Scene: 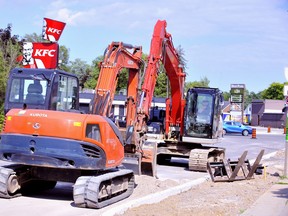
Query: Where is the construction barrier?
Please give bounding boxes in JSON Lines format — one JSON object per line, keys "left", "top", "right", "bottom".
{"left": 251, "top": 128, "right": 257, "bottom": 139}
{"left": 267, "top": 126, "right": 271, "bottom": 133}
{"left": 284, "top": 127, "right": 286, "bottom": 134}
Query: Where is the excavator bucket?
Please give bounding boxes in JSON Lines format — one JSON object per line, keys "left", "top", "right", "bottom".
{"left": 122, "top": 141, "right": 157, "bottom": 177}
{"left": 122, "top": 152, "right": 142, "bottom": 175}
{"left": 140, "top": 141, "right": 157, "bottom": 177}
{"left": 207, "top": 149, "right": 265, "bottom": 182}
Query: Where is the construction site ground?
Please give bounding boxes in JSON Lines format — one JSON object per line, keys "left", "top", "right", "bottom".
{"left": 0, "top": 127, "right": 287, "bottom": 216}
{"left": 118, "top": 149, "right": 287, "bottom": 216}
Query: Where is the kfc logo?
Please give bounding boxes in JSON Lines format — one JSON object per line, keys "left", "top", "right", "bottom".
{"left": 42, "top": 18, "right": 66, "bottom": 42}
{"left": 34, "top": 49, "right": 56, "bottom": 57}
{"left": 47, "top": 28, "right": 62, "bottom": 34}
{"left": 21, "top": 42, "right": 59, "bottom": 69}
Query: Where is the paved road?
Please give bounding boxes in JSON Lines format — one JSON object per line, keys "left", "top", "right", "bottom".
{"left": 0, "top": 129, "right": 285, "bottom": 216}
{"left": 218, "top": 127, "right": 285, "bottom": 160}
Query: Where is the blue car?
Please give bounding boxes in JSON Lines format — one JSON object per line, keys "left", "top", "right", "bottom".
{"left": 223, "top": 121, "right": 252, "bottom": 136}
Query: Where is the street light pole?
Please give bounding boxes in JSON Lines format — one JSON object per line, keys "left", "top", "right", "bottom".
{"left": 285, "top": 118, "right": 288, "bottom": 177}
{"left": 283, "top": 67, "right": 288, "bottom": 177}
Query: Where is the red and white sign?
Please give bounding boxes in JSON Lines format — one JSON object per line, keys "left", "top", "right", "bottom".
{"left": 20, "top": 42, "right": 59, "bottom": 69}
{"left": 42, "top": 18, "right": 66, "bottom": 42}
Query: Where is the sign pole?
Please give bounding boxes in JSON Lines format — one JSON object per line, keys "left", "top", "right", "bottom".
{"left": 285, "top": 136, "right": 288, "bottom": 177}
{"left": 230, "top": 84, "right": 245, "bottom": 122}
{"left": 284, "top": 105, "right": 288, "bottom": 177}
{"left": 283, "top": 72, "right": 288, "bottom": 177}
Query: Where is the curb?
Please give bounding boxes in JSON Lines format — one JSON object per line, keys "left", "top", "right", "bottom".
{"left": 101, "top": 176, "right": 210, "bottom": 216}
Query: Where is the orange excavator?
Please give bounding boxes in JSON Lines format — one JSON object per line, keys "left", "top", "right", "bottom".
{"left": 0, "top": 42, "right": 143, "bottom": 208}
{"left": 123, "top": 20, "right": 225, "bottom": 176}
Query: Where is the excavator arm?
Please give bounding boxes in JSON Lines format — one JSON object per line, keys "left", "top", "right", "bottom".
{"left": 90, "top": 42, "right": 143, "bottom": 126}
{"left": 122, "top": 20, "right": 186, "bottom": 176}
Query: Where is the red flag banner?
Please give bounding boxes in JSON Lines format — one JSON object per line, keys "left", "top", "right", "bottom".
{"left": 42, "top": 17, "right": 66, "bottom": 42}
{"left": 21, "top": 42, "right": 59, "bottom": 69}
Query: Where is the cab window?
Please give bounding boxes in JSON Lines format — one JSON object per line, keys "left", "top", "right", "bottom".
{"left": 51, "top": 75, "right": 78, "bottom": 110}
{"left": 86, "top": 124, "right": 102, "bottom": 142}
{"left": 9, "top": 78, "right": 47, "bottom": 104}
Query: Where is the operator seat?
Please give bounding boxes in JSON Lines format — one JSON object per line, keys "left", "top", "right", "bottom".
{"left": 25, "top": 82, "right": 45, "bottom": 104}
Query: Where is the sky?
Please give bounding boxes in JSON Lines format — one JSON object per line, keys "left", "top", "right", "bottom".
{"left": 1, "top": 0, "right": 288, "bottom": 93}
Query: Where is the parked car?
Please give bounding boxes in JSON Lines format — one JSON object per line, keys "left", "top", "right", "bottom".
{"left": 223, "top": 121, "right": 252, "bottom": 136}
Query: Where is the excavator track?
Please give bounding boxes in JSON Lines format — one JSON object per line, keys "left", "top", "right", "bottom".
{"left": 73, "top": 169, "right": 134, "bottom": 209}
{"left": 189, "top": 148, "right": 225, "bottom": 171}
{"left": 0, "top": 166, "right": 21, "bottom": 199}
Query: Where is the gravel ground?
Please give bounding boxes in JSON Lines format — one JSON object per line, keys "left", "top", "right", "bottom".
{"left": 116, "top": 150, "right": 285, "bottom": 216}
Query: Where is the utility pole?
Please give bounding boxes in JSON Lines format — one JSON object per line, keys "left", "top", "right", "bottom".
{"left": 284, "top": 108, "right": 288, "bottom": 177}
{"left": 283, "top": 68, "right": 288, "bottom": 177}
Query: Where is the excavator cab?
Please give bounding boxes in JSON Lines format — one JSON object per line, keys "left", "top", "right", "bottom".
{"left": 183, "top": 87, "right": 223, "bottom": 143}
{"left": 4, "top": 68, "right": 79, "bottom": 114}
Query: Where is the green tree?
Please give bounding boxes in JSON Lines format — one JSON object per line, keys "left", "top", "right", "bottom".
{"left": 154, "top": 71, "right": 168, "bottom": 97}
{"left": 84, "top": 56, "right": 103, "bottom": 89}
{"left": 84, "top": 56, "right": 137, "bottom": 93}
{"left": 0, "top": 51, "right": 6, "bottom": 116}
{"left": 244, "top": 90, "right": 263, "bottom": 107}
{"left": 176, "top": 45, "right": 188, "bottom": 72}
{"left": 185, "top": 77, "right": 210, "bottom": 92}
{"left": 222, "top": 91, "right": 230, "bottom": 101}
{"left": 69, "top": 58, "right": 91, "bottom": 88}
{"left": 0, "top": 24, "right": 22, "bottom": 129}
{"left": 0, "top": 24, "right": 22, "bottom": 72}
{"left": 58, "top": 45, "right": 70, "bottom": 71}
{"left": 261, "top": 82, "right": 284, "bottom": 100}
{"left": 116, "top": 68, "right": 129, "bottom": 93}
{"left": 23, "top": 33, "right": 42, "bottom": 42}
{"left": 150, "top": 46, "right": 187, "bottom": 97}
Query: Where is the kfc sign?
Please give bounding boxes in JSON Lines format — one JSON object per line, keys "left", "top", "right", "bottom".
{"left": 21, "top": 42, "right": 59, "bottom": 69}
{"left": 42, "top": 18, "right": 66, "bottom": 42}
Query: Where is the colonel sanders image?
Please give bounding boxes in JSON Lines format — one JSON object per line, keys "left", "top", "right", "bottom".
{"left": 42, "top": 19, "right": 56, "bottom": 42}
{"left": 22, "top": 42, "right": 34, "bottom": 66}
{"left": 22, "top": 42, "right": 45, "bottom": 68}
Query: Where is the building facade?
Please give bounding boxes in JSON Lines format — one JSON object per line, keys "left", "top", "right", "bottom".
{"left": 251, "top": 99, "right": 285, "bottom": 128}
{"left": 80, "top": 92, "right": 286, "bottom": 129}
